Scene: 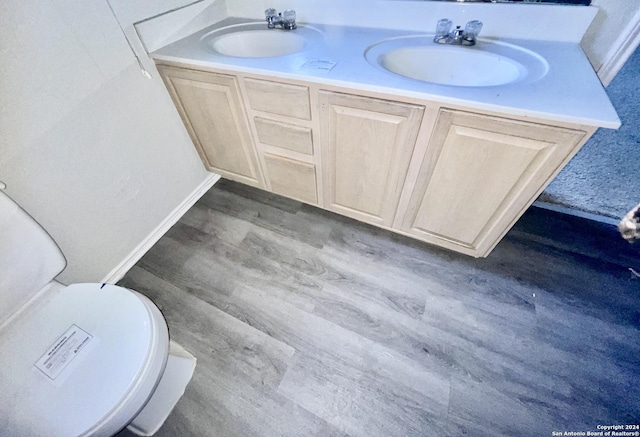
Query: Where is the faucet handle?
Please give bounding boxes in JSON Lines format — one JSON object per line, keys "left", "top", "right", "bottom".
{"left": 282, "top": 9, "right": 297, "bottom": 29}
{"left": 435, "top": 18, "right": 452, "bottom": 38}
{"left": 265, "top": 8, "right": 278, "bottom": 19}
{"left": 283, "top": 9, "right": 296, "bottom": 20}
{"left": 464, "top": 20, "right": 483, "bottom": 39}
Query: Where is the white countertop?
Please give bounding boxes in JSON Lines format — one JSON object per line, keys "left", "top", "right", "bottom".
{"left": 151, "top": 17, "right": 620, "bottom": 129}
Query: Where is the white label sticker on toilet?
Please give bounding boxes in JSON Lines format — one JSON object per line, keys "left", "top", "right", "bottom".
{"left": 34, "top": 325, "right": 93, "bottom": 380}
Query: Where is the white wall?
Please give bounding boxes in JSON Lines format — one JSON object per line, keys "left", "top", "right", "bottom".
{"left": 226, "top": 0, "right": 596, "bottom": 42}
{"left": 0, "top": 0, "right": 218, "bottom": 284}
{"left": 582, "top": 0, "right": 640, "bottom": 71}
{"left": 224, "top": 0, "right": 638, "bottom": 77}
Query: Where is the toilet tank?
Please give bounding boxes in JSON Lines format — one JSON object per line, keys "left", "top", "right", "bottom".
{"left": 0, "top": 190, "right": 66, "bottom": 326}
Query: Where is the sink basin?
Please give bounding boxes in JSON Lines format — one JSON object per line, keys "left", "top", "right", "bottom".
{"left": 201, "top": 23, "right": 322, "bottom": 58}
{"left": 365, "top": 37, "right": 548, "bottom": 87}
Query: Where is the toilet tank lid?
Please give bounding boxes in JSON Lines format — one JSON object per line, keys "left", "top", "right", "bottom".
{"left": 0, "top": 190, "right": 66, "bottom": 326}
{"left": 0, "top": 283, "right": 168, "bottom": 437}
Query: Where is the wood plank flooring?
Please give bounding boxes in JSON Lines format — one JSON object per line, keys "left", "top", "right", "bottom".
{"left": 116, "top": 179, "right": 640, "bottom": 437}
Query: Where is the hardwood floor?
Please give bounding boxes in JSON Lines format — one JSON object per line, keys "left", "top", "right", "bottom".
{"left": 116, "top": 179, "right": 640, "bottom": 437}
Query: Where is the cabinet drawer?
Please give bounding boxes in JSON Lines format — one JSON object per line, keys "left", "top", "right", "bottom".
{"left": 254, "top": 117, "right": 313, "bottom": 155}
{"left": 244, "top": 78, "right": 311, "bottom": 120}
{"left": 264, "top": 154, "right": 318, "bottom": 204}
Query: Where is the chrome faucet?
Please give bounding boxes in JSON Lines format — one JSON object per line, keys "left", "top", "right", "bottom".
{"left": 265, "top": 8, "right": 297, "bottom": 30}
{"left": 434, "top": 19, "right": 483, "bottom": 46}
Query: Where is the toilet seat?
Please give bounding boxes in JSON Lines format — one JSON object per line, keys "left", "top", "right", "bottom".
{"left": 0, "top": 283, "right": 169, "bottom": 437}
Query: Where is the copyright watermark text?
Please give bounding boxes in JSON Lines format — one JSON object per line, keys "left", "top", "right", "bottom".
{"left": 552, "top": 425, "right": 640, "bottom": 436}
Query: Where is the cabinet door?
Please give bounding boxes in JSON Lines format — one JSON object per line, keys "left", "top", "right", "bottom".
{"left": 399, "top": 109, "right": 586, "bottom": 257}
{"left": 157, "top": 65, "right": 264, "bottom": 188}
{"left": 319, "top": 91, "right": 424, "bottom": 227}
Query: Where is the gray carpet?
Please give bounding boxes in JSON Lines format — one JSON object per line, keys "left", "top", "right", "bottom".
{"left": 539, "top": 45, "right": 640, "bottom": 219}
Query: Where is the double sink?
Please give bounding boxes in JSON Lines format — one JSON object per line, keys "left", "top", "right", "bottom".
{"left": 200, "top": 22, "right": 548, "bottom": 88}
{"left": 152, "top": 17, "right": 619, "bottom": 128}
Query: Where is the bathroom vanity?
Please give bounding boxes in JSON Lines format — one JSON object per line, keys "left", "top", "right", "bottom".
{"left": 151, "top": 13, "right": 619, "bottom": 257}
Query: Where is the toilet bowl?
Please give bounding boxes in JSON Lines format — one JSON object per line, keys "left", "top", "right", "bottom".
{"left": 0, "top": 190, "right": 195, "bottom": 436}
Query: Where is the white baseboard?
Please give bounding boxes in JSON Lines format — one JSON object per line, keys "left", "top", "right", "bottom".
{"left": 597, "top": 7, "right": 640, "bottom": 87}
{"left": 102, "top": 173, "right": 221, "bottom": 284}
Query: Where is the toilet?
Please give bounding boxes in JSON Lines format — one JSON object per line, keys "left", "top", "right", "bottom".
{"left": 0, "top": 189, "right": 196, "bottom": 436}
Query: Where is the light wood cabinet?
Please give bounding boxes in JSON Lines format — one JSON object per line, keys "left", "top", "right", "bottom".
{"left": 244, "top": 78, "right": 311, "bottom": 120}
{"left": 319, "top": 91, "right": 424, "bottom": 227}
{"left": 263, "top": 154, "right": 318, "bottom": 204}
{"left": 397, "top": 109, "right": 587, "bottom": 256}
{"left": 240, "top": 77, "right": 320, "bottom": 206}
{"left": 157, "top": 65, "right": 264, "bottom": 188}
{"left": 253, "top": 117, "right": 314, "bottom": 155}
{"left": 157, "top": 61, "right": 595, "bottom": 258}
